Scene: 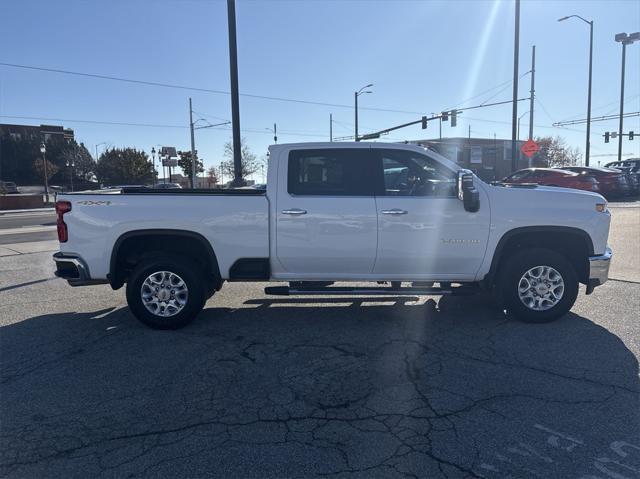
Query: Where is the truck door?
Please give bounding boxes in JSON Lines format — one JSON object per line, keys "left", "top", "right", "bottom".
{"left": 275, "top": 147, "right": 378, "bottom": 277}
{"left": 372, "top": 147, "right": 491, "bottom": 280}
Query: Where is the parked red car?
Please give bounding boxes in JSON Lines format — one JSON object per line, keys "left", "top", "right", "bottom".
{"left": 561, "top": 166, "right": 630, "bottom": 198}
{"left": 501, "top": 168, "right": 600, "bottom": 193}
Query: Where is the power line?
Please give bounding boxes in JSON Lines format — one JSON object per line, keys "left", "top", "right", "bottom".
{"left": 446, "top": 77, "right": 513, "bottom": 110}
{"left": 553, "top": 111, "right": 639, "bottom": 127}
{"left": 0, "top": 61, "right": 425, "bottom": 115}
{"left": 0, "top": 61, "right": 543, "bottom": 120}
{"left": 535, "top": 98, "right": 556, "bottom": 124}
{"left": 0, "top": 115, "right": 188, "bottom": 129}
{"left": 478, "top": 71, "right": 530, "bottom": 107}
{"left": 0, "top": 115, "right": 329, "bottom": 138}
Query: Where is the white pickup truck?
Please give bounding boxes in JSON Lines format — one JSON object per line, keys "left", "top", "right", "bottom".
{"left": 53, "top": 142, "right": 612, "bottom": 329}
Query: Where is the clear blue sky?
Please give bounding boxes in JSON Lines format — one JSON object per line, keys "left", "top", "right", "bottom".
{"left": 1, "top": 0, "right": 639, "bottom": 179}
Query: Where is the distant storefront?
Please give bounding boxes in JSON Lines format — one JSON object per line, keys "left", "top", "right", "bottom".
{"left": 411, "top": 137, "right": 529, "bottom": 182}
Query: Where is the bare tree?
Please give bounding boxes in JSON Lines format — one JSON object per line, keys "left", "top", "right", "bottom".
{"left": 221, "top": 138, "right": 259, "bottom": 180}
{"left": 534, "top": 136, "right": 582, "bottom": 168}
{"left": 206, "top": 166, "right": 218, "bottom": 187}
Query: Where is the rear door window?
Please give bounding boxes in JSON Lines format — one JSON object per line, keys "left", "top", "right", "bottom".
{"left": 287, "top": 148, "right": 376, "bottom": 196}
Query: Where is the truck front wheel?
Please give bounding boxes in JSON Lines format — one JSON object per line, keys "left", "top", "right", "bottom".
{"left": 126, "top": 256, "right": 205, "bottom": 329}
{"left": 499, "top": 248, "right": 579, "bottom": 323}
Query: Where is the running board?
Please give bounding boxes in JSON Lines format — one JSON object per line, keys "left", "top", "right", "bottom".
{"left": 264, "top": 285, "right": 478, "bottom": 297}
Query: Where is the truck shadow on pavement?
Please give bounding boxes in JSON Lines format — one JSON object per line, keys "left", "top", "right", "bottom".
{"left": 1, "top": 295, "right": 638, "bottom": 478}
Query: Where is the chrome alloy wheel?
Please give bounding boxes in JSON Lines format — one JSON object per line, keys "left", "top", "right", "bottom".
{"left": 141, "top": 271, "right": 189, "bottom": 317}
{"left": 518, "top": 265, "right": 565, "bottom": 311}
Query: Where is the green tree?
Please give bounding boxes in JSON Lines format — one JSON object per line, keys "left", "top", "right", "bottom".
{"left": 221, "top": 138, "right": 259, "bottom": 181}
{"left": 96, "top": 148, "right": 154, "bottom": 185}
{"left": 534, "top": 136, "right": 582, "bottom": 168}
{"left": 32, "top": 157, "right": 59, "bottom": 182}
{"left": 61, "top": 142, "right": 96, "bottom": 180}
{"left": 177, "top": 150, "right": 204, "bottom": 183}
{"left": 0, "top": 134, "right": 40, "bottom": 183}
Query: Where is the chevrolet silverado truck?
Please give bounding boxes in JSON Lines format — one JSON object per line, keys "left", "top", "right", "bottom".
{"left": 52, "top": 142, "right": 612, "bottom": 329}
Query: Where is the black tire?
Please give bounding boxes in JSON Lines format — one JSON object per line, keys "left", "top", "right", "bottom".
{"left": 126, "top": 256, "right": 205, "bottom": 330}
{"left": 498, "top": 248, "right": 578, "bottom": 323}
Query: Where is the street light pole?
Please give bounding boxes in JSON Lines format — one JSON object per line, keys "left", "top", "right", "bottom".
{"left": 39, "top": 143, "right": 49, "bottom": 203}
{"left": 354, "top": 83, "right": 373, "bottom": 141}
{"left": 510, "top": 0, "right": 521, "bottom": 173}
{"left": 558, "top": 15, "right": 594, "bottom": 166}
{"left": 66, "top": 159, "right": 75, "bottom": 192}
{"left": 151, "top": 147, "right": 157, "bottom": 186}
{"left": 517, "top": 111, "right": 529, "bottom": 140}
{"left": 617, "top": 40, "right": 627, "bottom": 164}
{"left": 330, "top": 114, "right": 333, "bottom": 142}
{"left": 95, "top": 142, "right": 107, "bottom": 163}
{"left": 614, "top": 32, "right": 639, "bottom": 162}
{"left": 189, "top": 98, "right": 197, "bottom": 189}
{"left": 354, "top": 91, "right": 358, "bottom": 141}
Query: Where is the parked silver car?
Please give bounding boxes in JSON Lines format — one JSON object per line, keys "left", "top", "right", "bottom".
{"left": 0, "top": 181, "right": 19, "bottom": 194}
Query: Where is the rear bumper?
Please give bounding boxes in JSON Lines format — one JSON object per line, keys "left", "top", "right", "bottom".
{"left": 586, "top": 246, "right": 612, "bottom": 294}
{"left": 53, "top": 252, "right": 108, "bottom": 286}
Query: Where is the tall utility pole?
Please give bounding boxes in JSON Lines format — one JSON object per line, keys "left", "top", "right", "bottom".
{"left": 227, "top": 0, "right": 243, "bottom": 186}
{"left": 526, "top": 46, "right": 536, "bottom": 167}
{"left": 330, "top": 114, "right": 333, "bottom": 142}
{"left": 510, "top": 0, "right": 521, "bottom": 173}
{"left": 528, "top": 44, "right": 535, "bottom": 140}
{"left": 586, "top": 22, "right": 593, "bottom": 165}
{"left": 189, "top": 97, "right": 197, "bottom": 189}
{"left": 559, "top": 16, "right": 594, "bottom": 166}
{"left": 468, "top": 125, "right": 471, "bottom": 139}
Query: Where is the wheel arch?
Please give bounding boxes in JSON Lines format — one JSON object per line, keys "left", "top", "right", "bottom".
{"left": 109, "top": 229, "right": 222, "bottom": 290}
{"left": 485, "top": 226, "right": 594, "bottom": 286}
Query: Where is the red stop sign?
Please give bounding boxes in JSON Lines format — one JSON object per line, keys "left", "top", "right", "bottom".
{"left": 521, "top": 139, "right": 540, "bottom": 158}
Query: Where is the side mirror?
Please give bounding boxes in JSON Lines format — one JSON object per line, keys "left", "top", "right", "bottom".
{"left": 457, "top": 170, "right": 480, "bottom": 212}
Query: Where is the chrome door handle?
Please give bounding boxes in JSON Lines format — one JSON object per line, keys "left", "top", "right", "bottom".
{"left": 381, "top": 209, "right": 408, "bottom": 215}
{"left": 281, "top": 209, "right": 307, "bottom": 215}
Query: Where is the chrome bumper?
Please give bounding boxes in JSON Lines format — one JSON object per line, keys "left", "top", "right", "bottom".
{"left": 586, "top": 246, "right": 612, "bottom": 294}
{"left": 53, "top": 252, "right": 108, "bottom": 286}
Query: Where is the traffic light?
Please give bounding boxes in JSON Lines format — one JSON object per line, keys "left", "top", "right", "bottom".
{"left": 630, "top": 131, "right": 634, "bottom": 140}
{"left": 421, "top": 116, "right": 428, "bottom": 129}
{"left": 451, "top": 110, "right": 457, "bottom": 127}
{"left": 441, "top": 111, "right": 449, "bottom": 122}
{"left": 604, "top": 132, "right": 610, "bottom": 143}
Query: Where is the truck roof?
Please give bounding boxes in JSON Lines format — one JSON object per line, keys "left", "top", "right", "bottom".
{"left": 268, "top": 141, "right": 459, "bottom": 171}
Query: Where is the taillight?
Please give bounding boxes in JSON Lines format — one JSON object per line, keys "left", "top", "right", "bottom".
{"left": 55, "top": 201, "right": 71, "bottom": 243}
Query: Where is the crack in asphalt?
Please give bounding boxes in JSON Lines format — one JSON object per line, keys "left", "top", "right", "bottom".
{"left": 1, "top": 286, "right": 639, "bottom": 478}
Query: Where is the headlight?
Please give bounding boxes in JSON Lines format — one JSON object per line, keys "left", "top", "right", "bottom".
{"left": 595, "top": 203, "right": 608, "bottom": 213}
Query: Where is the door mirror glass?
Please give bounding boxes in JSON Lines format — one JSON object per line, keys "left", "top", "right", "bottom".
{"left": 457, "top": 170, "right": 480, "bottom": 212}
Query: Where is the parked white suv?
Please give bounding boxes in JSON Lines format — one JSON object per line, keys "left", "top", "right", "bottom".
{"left": 53, "top": 142, "right": 612, "bottom": 329}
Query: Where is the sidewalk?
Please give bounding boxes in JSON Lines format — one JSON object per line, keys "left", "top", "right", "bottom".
{"left": 0, "top": 207, "right": 55, "bottom": 216}
{"left": 0, "top": 240, "right": 58, "bottom": 257}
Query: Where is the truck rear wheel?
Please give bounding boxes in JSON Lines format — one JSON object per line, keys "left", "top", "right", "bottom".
{"left": 499, "top": 248, "right": 578, "bottom": 323}
{"left": 126, "top": 256, "right": 205, "bottom": 330}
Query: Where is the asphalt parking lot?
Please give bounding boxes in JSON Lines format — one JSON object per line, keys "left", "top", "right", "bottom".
{"left": 0, "top": 206, "right": 639, "bottom": 478}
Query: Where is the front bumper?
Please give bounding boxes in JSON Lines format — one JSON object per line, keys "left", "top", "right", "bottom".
{"left": 53, "top": 252, "right": 108, "bottom": 286}
{"left": 586, "top": 246, "right": 612, "bottom": 294}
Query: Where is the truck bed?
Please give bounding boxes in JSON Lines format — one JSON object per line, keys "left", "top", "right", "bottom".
{"left": 57, "top": 191, "right": 269, "bottom": 280}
